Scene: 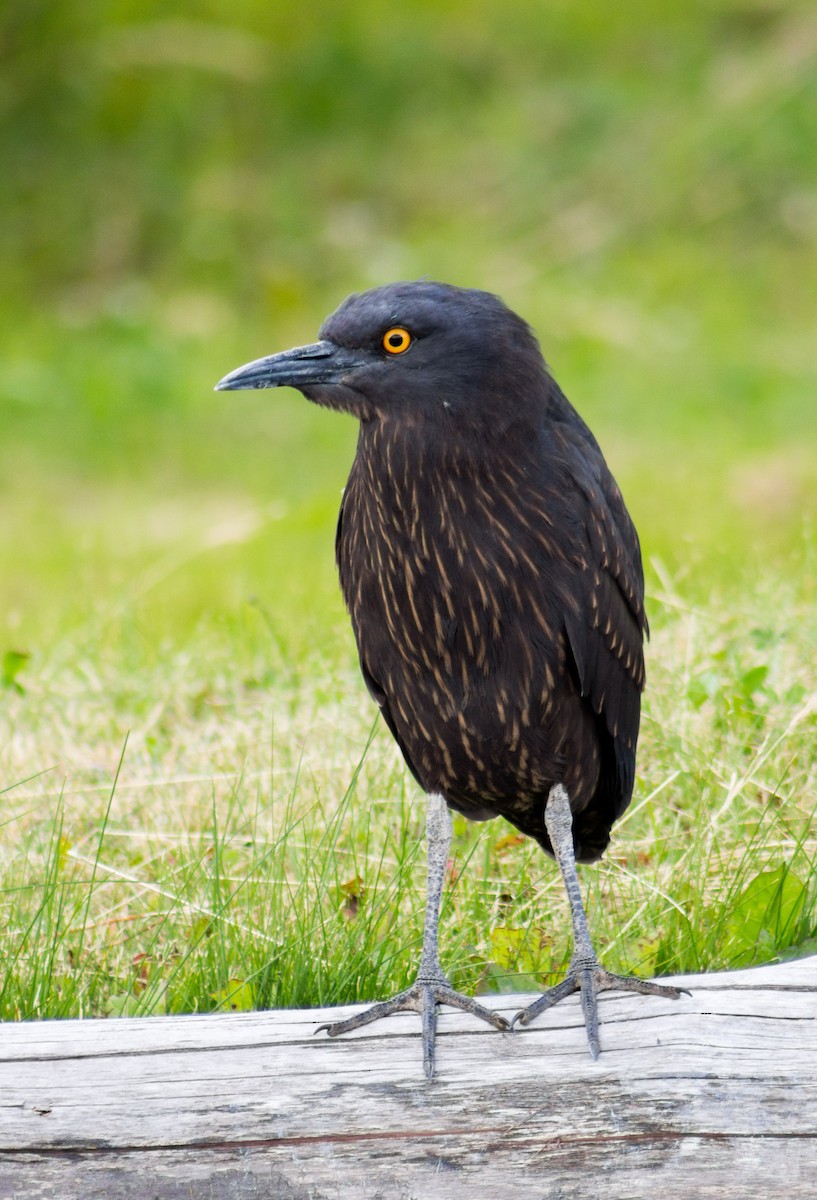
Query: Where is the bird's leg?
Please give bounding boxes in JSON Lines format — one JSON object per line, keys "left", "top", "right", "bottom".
{"left": 513, "top": 783, "right": 686, "bottom": 1058}
{"left": 317, "top": 792, "right": 508, "bottom": 1079}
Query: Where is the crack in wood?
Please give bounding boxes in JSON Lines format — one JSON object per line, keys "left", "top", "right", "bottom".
{"left": 2, "top": 1128, "right": 816, "bottom": 1159}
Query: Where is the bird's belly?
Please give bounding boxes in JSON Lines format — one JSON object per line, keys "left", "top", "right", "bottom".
{"left": 348, "top": 554, "right": 595, "bottom": 834}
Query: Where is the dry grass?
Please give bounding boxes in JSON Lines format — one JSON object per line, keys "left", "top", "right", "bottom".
{"left": 1, "top": 563, "right": 815, "bottom": 1022}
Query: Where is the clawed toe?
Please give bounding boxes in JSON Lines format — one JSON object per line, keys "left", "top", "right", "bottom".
{"left": 316, "top": 977, "right": 508, "bottom": 1079}
{"left": 514, "top": 962, "right": 687, "bottom": 1059}
{"left": 314, "top": 990, "right": 415, "bottom": 1039}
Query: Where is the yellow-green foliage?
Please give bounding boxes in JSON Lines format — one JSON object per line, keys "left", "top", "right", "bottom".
{"left": 0, "top": 2, "right": 815, "bottom": 1017}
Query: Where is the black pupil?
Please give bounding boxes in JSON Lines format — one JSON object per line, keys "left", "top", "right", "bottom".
{"left": 389, "top": 333, "right": 404, "bottom": 347}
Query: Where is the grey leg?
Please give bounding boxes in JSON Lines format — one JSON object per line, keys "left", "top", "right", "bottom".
{"left": 317, "top": 792, "right": 508, "bottom": 1079}
{"left": 513, "top": 784, "right": 687, "bottom": 1058}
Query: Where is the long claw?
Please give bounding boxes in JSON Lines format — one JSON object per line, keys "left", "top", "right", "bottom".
{"left": 421, "top": 985, "right": 437, "bottom": 1079}
{"left": 511, "top": 974, "right": 578, "bottom": 1028}
{"left": 316, "top": 977, "right": 508, "bottom": 1079}
{"left": 530, "top": 784, "right": 688, "bottom": 1059}
{"left": 580, "top": 964, "right": 599, "bottom": 1060}
{"left": 514, "top": 962, "right": 687, "bottom": 1057}
{"left": 314, "top": 795, "right": 511, "bottom": 1078}
{"left": 579, "top": 968, "right": 601, "bottom": 1059}
{"left": 316, "top": 988, "right": 419, "bottom": 1038}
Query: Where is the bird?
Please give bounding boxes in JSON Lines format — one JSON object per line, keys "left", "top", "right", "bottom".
{"left": 215, "top": 280, "right": 684, "bottom": 1079}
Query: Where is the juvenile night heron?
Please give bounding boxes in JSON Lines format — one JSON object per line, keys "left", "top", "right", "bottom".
{"left": 216, "top": 281, "right": 683, "bottom": 1078}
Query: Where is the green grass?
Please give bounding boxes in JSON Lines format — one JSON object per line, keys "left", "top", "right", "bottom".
{"left": 1, "top": 562, "right": 815, "bottom": 1021}
{"left": 1, "top": 0, "right": 816, "bottom": 1020}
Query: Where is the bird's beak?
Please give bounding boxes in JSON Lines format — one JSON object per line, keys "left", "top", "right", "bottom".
{"left": 214, "top": 340, "right": 363, "bottom": 392}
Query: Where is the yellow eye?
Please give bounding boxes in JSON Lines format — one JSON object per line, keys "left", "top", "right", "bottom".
{"left": 382, "top": 327, "right": 412, "bottom": 355}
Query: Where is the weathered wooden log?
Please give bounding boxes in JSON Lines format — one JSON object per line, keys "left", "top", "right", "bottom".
{"left": 1, "top": 957, "right": 815, "bottom": 1198}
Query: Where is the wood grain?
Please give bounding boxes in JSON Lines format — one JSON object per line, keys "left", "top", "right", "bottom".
{"left": 2, "top": 957, "right": 815, "bottom": 1198}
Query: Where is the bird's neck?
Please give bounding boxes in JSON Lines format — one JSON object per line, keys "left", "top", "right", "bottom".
{"left": 355, "top": 413, "right": 536, "bottom": 485}
{"left": 347, "top": 415, "right": 542, "bottom": 555}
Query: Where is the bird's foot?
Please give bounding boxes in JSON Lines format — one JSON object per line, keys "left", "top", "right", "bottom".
{"left": 512, "top": 959, "right": 688, "bottom": 1060}
{"left": 316, "top": 973, "right": 509, "bottom": 1079}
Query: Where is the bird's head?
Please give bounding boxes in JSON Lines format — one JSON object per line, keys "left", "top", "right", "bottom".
{"left": 215, "top": 281, "right": 548, "bottom": 436}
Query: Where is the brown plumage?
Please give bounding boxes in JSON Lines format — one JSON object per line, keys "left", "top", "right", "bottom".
{"left": 216, "top": 280, "right": 684, "bottom": 1078}
{"left": 337, "top": 405, "right": 644, "bottom": 863}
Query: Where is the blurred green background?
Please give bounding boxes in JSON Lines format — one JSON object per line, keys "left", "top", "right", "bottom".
{"left": 2, "top": 0, "right": 816, "bottom": 655}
